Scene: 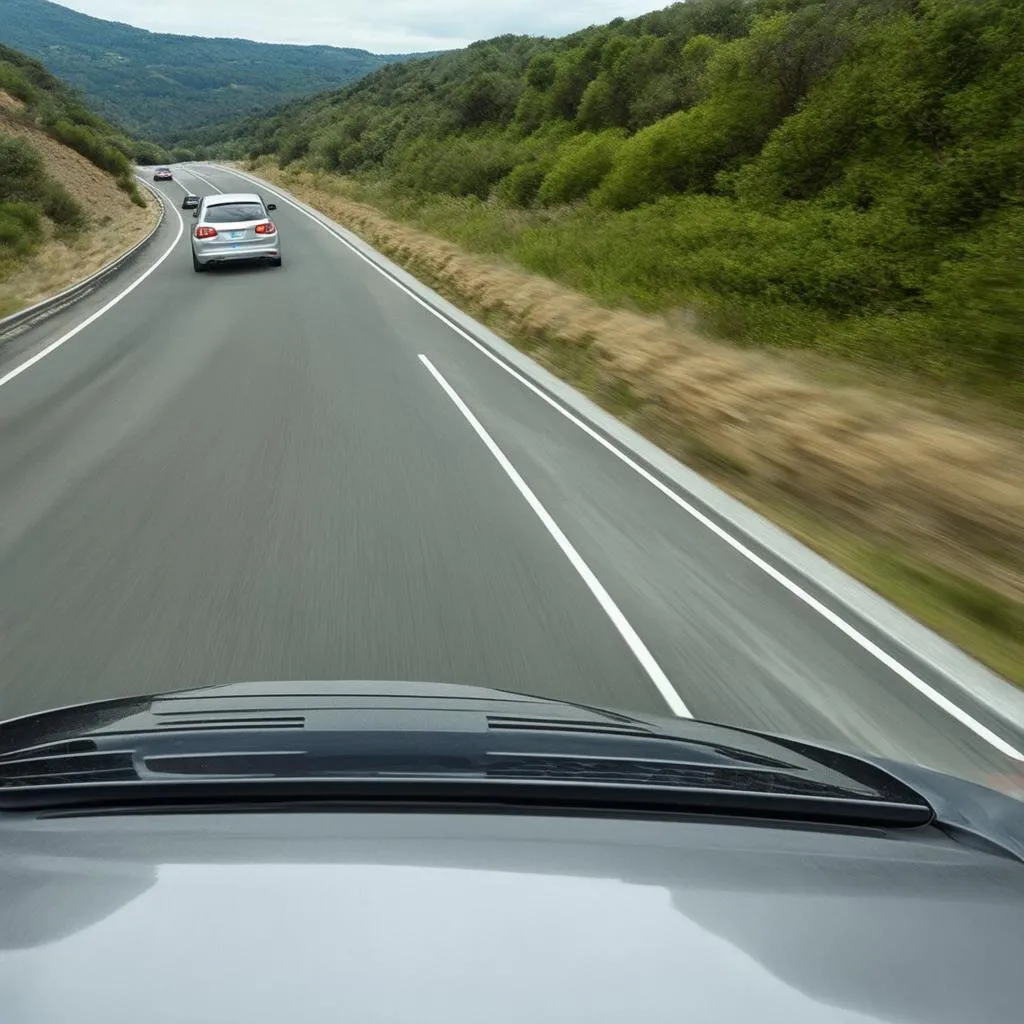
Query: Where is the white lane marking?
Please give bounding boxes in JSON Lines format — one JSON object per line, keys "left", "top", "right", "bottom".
{"left": 419, "top": 354, "right": 692, "bottom": 719}
{"left": 181, "top": 166, "right": 222, "bottom": 194}
{"left": 0, "top": 189, "right": 186, "bottom": 391}
{"left": 221, "top": 167, "right": 1024, "bottom": 761}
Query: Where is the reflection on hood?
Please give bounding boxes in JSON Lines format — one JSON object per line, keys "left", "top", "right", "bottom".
{"left": 670, "top": 877, "right": 1020, "bottom": 1024}
{"left": 0, "top": 859, "right": 156, "bottom": 951}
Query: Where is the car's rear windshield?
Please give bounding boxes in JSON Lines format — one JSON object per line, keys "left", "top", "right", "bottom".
{"left": 204, "top": 202, "right": 265, "bottom": 223}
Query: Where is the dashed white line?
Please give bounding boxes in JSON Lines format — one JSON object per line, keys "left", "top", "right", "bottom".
{"left": 0, "top": 188, "right": 186, "bottom": 391}
{"left": 419, "top": 354, "right": 692, "bottom": 718}
{"left": 221, "top": 165, "right": 1024, "bottom": 760}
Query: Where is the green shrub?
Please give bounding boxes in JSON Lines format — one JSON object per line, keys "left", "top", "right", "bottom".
{"left": 0, "top": 135, "right": 85, "bottom": 247}
{"left": 933, "top": 207, "right": 1024, "bottom": 377}
{"left": 48, "top": 120, "right": 133, "bottom": 180}
{"left": 0, "top": 62, "right": 37, "bottom": 104}
{"left": 0, "top": 201, "right": 43, "bottom": 256}
{"left": 537, "top": 130, "right": 625, "bottom": 205}
{"left": 496, "top": 162, "right": 549, "bottom": 206}
{"left": 277, "top": 133, "right": 310, "bottom": 167}
{"left": 40, "top": 180, "right": 85, "bottom": 230}
{"left": 0, "top": 135, "right": 49, "bottom": 202}
{"left": 396, "top": 132, "right": 518, "bottom": 199}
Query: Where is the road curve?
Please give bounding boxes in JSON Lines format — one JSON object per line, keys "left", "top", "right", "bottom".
{"left": 1, "top": 163, "right": 1022, "bottom": 794}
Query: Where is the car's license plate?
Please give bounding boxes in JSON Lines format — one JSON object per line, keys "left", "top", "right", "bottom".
{"left": 229, "top": 231, "right": 245, "bottom": 239}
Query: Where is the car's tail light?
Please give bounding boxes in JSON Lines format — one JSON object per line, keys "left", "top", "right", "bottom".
{"left": 255, "top": 222, "right": 277, "bottom": 235}
{"left": 195, "top": 226, "right": 218, "bottom": 239}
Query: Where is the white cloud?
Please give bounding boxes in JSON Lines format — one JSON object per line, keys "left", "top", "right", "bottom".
{"left": 58, "top": 1, "right": 663, "bottom": 52}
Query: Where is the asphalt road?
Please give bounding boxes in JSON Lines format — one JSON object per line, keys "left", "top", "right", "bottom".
{"left": 2, "top": 164, "right": 1022, "bottom": 792}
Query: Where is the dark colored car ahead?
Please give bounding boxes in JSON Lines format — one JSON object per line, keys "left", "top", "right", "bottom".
{"left": 1, "top": 680, "right": 1022, "bottom": 1023}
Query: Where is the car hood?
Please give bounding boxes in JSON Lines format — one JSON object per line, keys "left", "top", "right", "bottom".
{"left": 1, "top": 680, "right": 1022, "bottom": 1023}
{"left": 2, "top": 802, "right": 1023, "bottom": 1023}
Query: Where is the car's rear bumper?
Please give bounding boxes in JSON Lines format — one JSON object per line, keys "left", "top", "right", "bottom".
{"left": 193, "top": 241, "right": 280, "bottom": 265}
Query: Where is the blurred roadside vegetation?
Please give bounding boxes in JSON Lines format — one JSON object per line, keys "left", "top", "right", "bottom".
{"left": 221, "top": 0, "right": 1024, "bottom": 404}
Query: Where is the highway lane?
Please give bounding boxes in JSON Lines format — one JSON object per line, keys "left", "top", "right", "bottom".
{"left": 1, "top": 164, "right": 1022, "bottom": 793}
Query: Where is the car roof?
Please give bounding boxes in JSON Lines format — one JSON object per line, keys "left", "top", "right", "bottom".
{"left": 203, "top": 193, "right": 263, "bottom": 205}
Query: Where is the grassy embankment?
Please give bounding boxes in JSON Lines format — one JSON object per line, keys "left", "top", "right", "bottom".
{"left": 0, "top": 45, "right": 157, "bottom": 318}
{"left": 220, "top": 0, "right": 1024, "bottom": 681}
{"left": 247, "top": 162, "right": 1024, "bottom": 685}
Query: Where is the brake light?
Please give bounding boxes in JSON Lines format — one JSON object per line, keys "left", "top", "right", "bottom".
{"left": 255, "top": 222, "right": 277, "bottom": 235}
{"left": 195, "top": 226, "right": 218, "bottom": 239}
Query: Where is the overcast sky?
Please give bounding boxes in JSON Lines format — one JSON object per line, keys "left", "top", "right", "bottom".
{"left": 58, "top": 1, "right": 662, "bottom": 53}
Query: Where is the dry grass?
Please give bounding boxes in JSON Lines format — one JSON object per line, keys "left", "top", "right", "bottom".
{"left": 0, "top": 111, "right": 158, "bottom": 315}
{"left": 254, "top": 164, "right": 1024, "bottom": 681}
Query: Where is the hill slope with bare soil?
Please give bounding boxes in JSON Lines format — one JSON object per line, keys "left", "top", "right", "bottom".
{"left": 0, "top": 104, "right": 157, "bottom": 317}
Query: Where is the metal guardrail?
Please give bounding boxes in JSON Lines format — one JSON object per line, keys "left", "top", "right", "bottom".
{"left": 0, "top": 176, "right": 167, "bottom": 342}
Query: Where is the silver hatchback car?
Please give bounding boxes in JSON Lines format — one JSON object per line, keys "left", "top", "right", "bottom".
{"left": 191, "top": 192, "right": 282, "bottom": 272}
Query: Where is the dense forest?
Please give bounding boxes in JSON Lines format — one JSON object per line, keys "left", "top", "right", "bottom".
{"left": 225, "top": 0, "right": 1023, "bottom": 398}
{"left": 0, "top": 0, "right": 421, "bottom": 141}
{"left": 0, "top": 42, "right": 146, "bottom": 273}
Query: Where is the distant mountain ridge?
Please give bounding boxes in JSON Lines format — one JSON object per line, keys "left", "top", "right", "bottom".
{"left": 0, "top": 0, "right": 426, "bottom": 140}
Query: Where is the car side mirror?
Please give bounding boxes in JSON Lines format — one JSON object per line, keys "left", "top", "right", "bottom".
{"left": 267, "top": 203, "right": 277, "bottom": 211}
{"left": 192, "top": 210, "right": 199, "bottom": 218}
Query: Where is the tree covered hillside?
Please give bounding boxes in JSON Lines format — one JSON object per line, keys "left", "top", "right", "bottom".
{"left": 0, "top": 0, "right": 422, "bottom": 141}
{"left": 233, "top": 0, "right": 1024, "bottom": 398}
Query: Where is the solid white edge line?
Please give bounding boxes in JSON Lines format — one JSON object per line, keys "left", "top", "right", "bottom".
{"left": 0, "top": 188, "right": 186, "bottom": 391}
{"left": 419, "top": 353, "right": 692, "bottom": 719}
{"left": 221, "top": 166, "right": 1024, "bottom": 762}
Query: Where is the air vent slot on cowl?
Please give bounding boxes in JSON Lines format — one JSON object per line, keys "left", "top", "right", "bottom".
{"left": 0, "top": 740, "right": 136, "bottom": 787}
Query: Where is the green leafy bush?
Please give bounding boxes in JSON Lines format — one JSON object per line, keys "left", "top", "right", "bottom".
{"left": 0, "top": 135, "right": 47, "bottom": 203}
{"left": 40, "top": 179, "right": 86, "bottom": 230}
{"left": 0, "top": 135, "right": 85, "bottom": 258}
{"left": 47, "top": 120, "right": 133, "bottom": 180}
{"left": 396, "top": 132, "right": 519, "bottom": 199}
{"left": 537, "top": 130, "right": 625, "bottom": 205}
{"left": 496, "top": 161, "right": 549, "bottom": 207}
{"left": 0, "top": 200, "right": 43, "bottom": 256}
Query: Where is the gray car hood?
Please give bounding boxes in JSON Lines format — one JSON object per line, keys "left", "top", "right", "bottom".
{"left": 1, "top": 808, "right": 1022, "bottom": 1024}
